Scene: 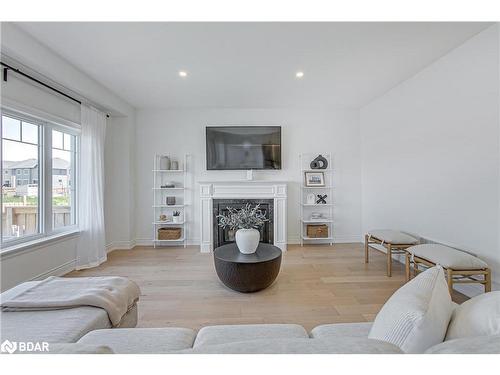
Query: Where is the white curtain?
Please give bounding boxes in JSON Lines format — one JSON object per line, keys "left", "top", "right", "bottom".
{"left": 76, "top": 104, "right": 107, "bottom": 269}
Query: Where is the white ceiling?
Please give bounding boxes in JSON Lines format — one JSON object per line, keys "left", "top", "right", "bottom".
{"left": 15, "top": 22, "right": 491, "bottom": 109}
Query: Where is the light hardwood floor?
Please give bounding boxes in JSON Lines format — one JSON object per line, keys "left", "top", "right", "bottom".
{"left": 67, "top": 243, "right": 466, "bottom": 331}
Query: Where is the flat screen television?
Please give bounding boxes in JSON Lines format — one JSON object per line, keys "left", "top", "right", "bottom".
{"left": 206, "top": 126, "right": 281, "bottom": 170}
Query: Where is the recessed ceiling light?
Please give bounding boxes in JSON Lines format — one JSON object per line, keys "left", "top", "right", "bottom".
{"left": 295, "top": 71, "right": 304, "bottom": 78}
{"left": 179, "top": 71, "right": 188, "bottom": 78}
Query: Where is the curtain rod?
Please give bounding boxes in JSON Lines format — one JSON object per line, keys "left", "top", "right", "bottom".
{"left": 1, "top": 61, "right": 110, "bottom": 118}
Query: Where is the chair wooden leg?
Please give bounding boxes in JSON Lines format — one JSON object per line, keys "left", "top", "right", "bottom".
{"left": 485, "top": 269, "right": 492, "bottom": 293}
{"left": 364, "top": 234, "right": 369, "bottom": 264}
{"left": 446, "top": 268, "right": 453, "bottom": 296}
{"left": 386, "top": 244, "right": 392, "bottom": 277}
{"left": 405, "top": 252, "right": 411, "bottom": 281}
{"left": 413, "top": 260, "right": 418, "bottom": 277}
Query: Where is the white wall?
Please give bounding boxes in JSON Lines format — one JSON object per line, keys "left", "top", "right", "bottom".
{"left": 0, "top": 23, "right": 136, "bottom": 291}
{"left": 104, "top": 114, "right": 136, "bottom": 250}
{"left": 135, "top": 108, "right": 362, "bottom": 245}
{"left": 360, "top": 25, "right": 500, "bottom": 284}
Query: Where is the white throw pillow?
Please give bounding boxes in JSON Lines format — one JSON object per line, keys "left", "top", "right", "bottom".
{"left": 368, "top": 266, "right": 453, "bottom": 353}
{"left": 445, "top": 291, "right": 500, "bottom": 341}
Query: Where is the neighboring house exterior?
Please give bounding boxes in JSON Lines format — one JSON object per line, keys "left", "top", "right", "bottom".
{"left": 2, "top": 158, "right": 70, "bottom": 195}
{"left": 3, "top": 160, "right": 14, "bottom": 187}
{"left": 2, "top": 159, "right": 39, "bottom": 187}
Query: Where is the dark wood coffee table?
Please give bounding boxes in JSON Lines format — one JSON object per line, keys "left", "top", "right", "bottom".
{"left": 213, "top": 243, "right": 282, "bottom": 293}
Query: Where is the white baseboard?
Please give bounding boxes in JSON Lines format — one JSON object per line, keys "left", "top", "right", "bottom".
{"left": 333, "top": 235, "right": 363, "bottom": 243}
{"left": 288, "top": 235, "right": 362, "bottom": 245}
{"left": 29, "top": 259, "right": 76, "bottom": 281}
{"left": 135, "top": 236, "right": 361, "bottom": 248}
{"left": 106, "top": 240, "right": 136, "bottom": 253}
{"left": 134, "top": 238, "right": 200, "bottom": 247}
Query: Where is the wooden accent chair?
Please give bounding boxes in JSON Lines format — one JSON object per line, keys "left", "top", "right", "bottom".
{"left": 364, "top": 230, "right": 419, "bottom": 277}
{"left": 405, "top": 244, "right": 491, "bottom": 294}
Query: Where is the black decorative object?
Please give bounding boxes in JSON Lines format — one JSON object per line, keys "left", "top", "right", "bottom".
{"left": 214, "top": 243, "right": 282, "bottom": 293}
{"left": 310, "top": 154, "right": 328, "bottom": 169}
{"left": 316, "top": 194, "right": 327, "bottom": 204}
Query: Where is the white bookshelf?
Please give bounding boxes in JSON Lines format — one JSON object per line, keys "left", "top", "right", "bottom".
{"left": 152, "top": 154, "right": 189, "bottom": 248}
{"left": 299, "top": 153, "right": 334, "bottom": 246}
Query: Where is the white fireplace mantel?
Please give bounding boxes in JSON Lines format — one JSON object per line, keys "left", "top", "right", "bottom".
{"left": 199, "top": 181, "right": 287, "bottom": 253}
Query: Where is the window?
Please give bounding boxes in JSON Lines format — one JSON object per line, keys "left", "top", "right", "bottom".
{"left": 1, "top": 110, "right": 79, "bottom": 248}
{"left": 1, "top": 115, "right": 40, "bottom": 241}
{"left": 51, "top": 130, "right": 76, "bottom": 229}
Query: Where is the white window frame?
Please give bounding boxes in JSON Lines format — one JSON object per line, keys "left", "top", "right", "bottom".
{"left": 1, "top": 108, "right": 80, "bottom": 250}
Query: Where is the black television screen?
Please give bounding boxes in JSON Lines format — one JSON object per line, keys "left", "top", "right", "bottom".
{"left": 206, "top": 126, "right": 281, "bottom": 170}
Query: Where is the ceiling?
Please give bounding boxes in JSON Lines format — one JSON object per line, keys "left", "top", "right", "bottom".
{"left": 15, "top": 22, "right": 491, "bottom": 109}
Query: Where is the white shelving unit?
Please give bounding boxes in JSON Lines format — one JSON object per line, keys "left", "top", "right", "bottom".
{"left": 152, "top": 154, "right": 189, "bottom": 248}
{"left": 299, "top": 153, "right": 334, "bottom": 246}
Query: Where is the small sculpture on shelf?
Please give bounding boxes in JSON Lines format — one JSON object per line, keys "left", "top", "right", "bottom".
{"left": 309, "top": 154, "right": 328, "bottom": 169}
{"left": 316, "top": 194, "right": 327, "bottom": 204}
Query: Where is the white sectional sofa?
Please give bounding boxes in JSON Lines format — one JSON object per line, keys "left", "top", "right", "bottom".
{"left": 2, "top": 267, "right": 499, "bottom": 354}
{"left": 74, "top": 322, "right": 499, "bottom": 354}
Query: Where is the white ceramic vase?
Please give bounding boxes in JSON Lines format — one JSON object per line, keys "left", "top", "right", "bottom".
{"left": 235, "top": 228, "right": 260, "bottom": 254}
{"left": 173, "top": 216, "right": 181, "bottom": 223}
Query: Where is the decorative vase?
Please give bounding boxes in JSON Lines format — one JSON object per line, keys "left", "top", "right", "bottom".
{"left": 306, "top": 193, "right": 315, "bottom": 205}
{"left": 235, "top": 228, "right": 260, "bottom": 254}
{"left": 173, "top": 215, "right": 181, "bottom": 223}
{"left": 160, "top": 156, "right": 171, "bottom": 170}
{"left": 171, "top": 160, "right": 179, "bottom": 170}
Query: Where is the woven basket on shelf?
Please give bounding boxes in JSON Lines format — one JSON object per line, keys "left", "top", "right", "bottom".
{"left": 158, "top": 227, "right": 182, "bottom": 240}
{"left": 306, "top": 224, "right": 328, "bottom": 238}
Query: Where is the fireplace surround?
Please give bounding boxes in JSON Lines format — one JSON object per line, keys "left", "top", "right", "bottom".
{"left": 199, "top": 181, "right": 287, "bottom": 252}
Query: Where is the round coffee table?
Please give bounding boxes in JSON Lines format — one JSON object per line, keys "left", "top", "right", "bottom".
{"left": 213, "top": 243, "right": 282, "bottom": 293}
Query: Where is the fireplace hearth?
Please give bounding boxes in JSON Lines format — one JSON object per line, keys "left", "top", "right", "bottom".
{"left": 213, "top": 199, "right": 274, "bottom": 249}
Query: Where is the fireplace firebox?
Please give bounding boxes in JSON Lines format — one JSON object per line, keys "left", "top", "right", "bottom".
{"left": 213, "top": 199, "right": 274, "bottom": 249}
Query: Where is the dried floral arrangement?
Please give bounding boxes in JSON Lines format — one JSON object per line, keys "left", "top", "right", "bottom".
{"left": 217, "top": 204, "right": 268, "bottom": 230}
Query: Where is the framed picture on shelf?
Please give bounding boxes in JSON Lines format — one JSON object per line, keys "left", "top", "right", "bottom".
{"left": 304, "top": 171, "right": 325, "bottom": 187}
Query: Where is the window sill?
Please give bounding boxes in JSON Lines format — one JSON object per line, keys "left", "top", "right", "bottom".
{"left": 0, "top": 229, "right": 80, "bottom": 259}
